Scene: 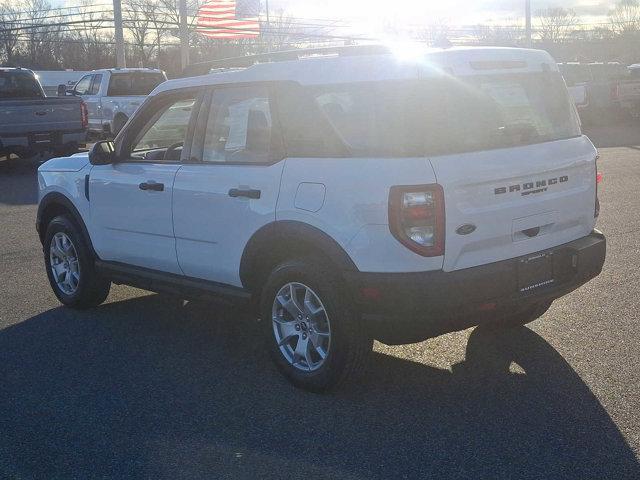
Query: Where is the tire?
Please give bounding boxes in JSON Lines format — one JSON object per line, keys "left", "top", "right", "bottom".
{"left": 484, "top": 301, "right": 553, "bottom": 329}
{"left": 44, "top": 215, "right": 110, "bottom": 309}
{"left": 260, "top": 258, "right": 372, "bottom": 393}
{"left": 111, "top": 114, "right": 128, "bottom": 136}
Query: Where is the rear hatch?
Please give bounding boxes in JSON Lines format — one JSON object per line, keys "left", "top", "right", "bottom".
{"left": 430, "top": 137, "right": 597, "bottom": 272}
{"left": 0, "top": 97, "right": 84, "bottom": 135}
{"left": 424, "top": 59, "right": 597, "bottom": 272}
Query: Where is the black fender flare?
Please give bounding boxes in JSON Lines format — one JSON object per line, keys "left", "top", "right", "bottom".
{"left": 239, "top": 220, "right": 359, "bottom": 291}
{"left": 37, "top": 192, "right": 97, "bottom": 257}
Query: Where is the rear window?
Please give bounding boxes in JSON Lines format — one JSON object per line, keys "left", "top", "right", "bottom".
{"left": 107, "top": 72, "right": 166, "bottom": 96}
{"left": 291, "top": 72, "right": 580, "bottom": 157}
{"left": 0, "top": 71, "right": 42, "bottom": 99}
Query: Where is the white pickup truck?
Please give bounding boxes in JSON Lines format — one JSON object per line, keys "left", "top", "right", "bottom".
{"left": 72, "top": 68, "right": 166, "bottom": 137}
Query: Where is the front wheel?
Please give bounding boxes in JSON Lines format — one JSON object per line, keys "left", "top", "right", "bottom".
{"left": 44, "top": 215, "right": 111, "bottom": 309}
{"left": 260, "top": 258, "right": 372, "bottom": 392}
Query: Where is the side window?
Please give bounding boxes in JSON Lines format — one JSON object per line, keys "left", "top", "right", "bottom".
{"left": 89, "top": 74, "right": 102, "bottom": 95}
{"left": 130, "top": 97, "right": 196, "bottom": 161}
{"left": 202, "top": 85, "right": 273, "bottom": 164}
{"left": 107, "top": 74, "right": 131, "bottom": 96}
{"left": 74, "top": 75, "right": 92, "bottom": 95}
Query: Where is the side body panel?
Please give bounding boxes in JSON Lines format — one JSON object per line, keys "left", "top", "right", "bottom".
{"left": 173, "top": 163, "right": 285, "bottom": 287}
{"left": 88, "top": 163, "right": 182, "bottom": 274}
{"left": 276, "top": 157, "right": 444, "bottom": 273}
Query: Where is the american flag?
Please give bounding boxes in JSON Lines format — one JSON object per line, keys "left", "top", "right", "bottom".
{"left": 196, "top": 0, "right": 261, "bottom": 39}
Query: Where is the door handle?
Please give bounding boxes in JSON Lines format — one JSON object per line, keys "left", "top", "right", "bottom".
{"left": 139, "top": 181, "right": 164, "bottom": 192}
{"left": 228, "top": 188, "right": 261, "bottom": 199}
{"left": 35, "top": 110, "right": 47, "bottom": 116}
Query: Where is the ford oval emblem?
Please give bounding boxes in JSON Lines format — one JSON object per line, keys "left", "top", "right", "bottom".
{"left": 456, "top": 224, "right": 476, "bottom": 236}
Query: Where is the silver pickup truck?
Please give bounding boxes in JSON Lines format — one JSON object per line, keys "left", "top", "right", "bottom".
{"left": 0, "top": 68, "right": 87, "bottom": 158}
{"left": 72, "top": 68, "right": 166, "bottom": 137}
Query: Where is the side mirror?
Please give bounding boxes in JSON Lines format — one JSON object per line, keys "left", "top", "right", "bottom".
{"left": 89, "top": 141, "right": 117, "bottom": 165}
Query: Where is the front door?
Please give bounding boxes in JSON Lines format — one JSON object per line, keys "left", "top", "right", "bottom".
{"left": 173, "top": 84, "right": 285, "bottom": 287}
{"left": 89, "top": 92, "right": 200, "bottom": 274}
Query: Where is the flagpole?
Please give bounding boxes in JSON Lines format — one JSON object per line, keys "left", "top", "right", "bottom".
{"left": 265, "top": 0, "right": 271, "bottom": 51}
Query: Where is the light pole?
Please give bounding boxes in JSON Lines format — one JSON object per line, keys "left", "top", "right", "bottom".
{"left": 525, "top": 0, "right": 532, "bottom": 47}
{"left": 179, "top": 0, "right": 189, "bottom": 70}
{"left": 113, "top": 0, "right": 126, "bottom": 67}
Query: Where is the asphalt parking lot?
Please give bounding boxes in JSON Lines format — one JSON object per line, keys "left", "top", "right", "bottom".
{"left": 1, "top": 126, "right": 639, "bottom": 479}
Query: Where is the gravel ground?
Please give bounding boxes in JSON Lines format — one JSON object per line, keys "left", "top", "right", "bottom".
{"left": 0, "top": 131, "right": 639, "bottom": 479}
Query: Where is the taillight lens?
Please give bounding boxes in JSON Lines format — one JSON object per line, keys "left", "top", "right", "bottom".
{"left": 80, "top": 101, "right": 88, "bottom": 129}
{"left": 389, "top": 184, "right": 445, "bottom": 257}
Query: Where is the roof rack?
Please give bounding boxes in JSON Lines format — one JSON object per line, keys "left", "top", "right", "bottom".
{"left": 180, "top": 44, "right": 392, "bottom": 78}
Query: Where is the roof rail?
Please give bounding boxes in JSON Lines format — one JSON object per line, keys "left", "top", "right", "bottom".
{"left": 180, "top": 44, "right": 392, "bottom": 78}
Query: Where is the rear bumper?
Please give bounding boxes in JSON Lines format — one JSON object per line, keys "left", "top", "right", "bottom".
{"left": 345, "top": 230, "right": 606, "bottom": 344}
{"left": 0, "top": 129, "right": 86, "bottom": 152}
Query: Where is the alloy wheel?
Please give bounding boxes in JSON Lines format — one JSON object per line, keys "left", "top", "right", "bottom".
{"left": 271, "top": 282, "right": 331, "bottom": 372}
{"left": 49, "top": 232, "right": 80, "bottom": 295}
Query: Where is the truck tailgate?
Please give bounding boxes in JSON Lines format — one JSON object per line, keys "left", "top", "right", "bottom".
{"left": 0, "top": 97, "right": 83, "bottom": 135}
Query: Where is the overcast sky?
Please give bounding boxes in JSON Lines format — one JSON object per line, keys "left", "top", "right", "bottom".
{"left": 273, "top": 0, "right": 615, "bottom": 25}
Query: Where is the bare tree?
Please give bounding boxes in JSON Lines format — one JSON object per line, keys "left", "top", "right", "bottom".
{"left": 17, "top": 0, "right": 65, "bottom": 68}
{"left": 417, "top": 19, "right": 450, "bottom": 47}
{"left": 609, "top": 0, "right": 640, "bottom": 35}
{"left": 474, "top": 24, "right": 522, "bottom": 46}
{"left": 124, "top": 0, "right": 157, "bottom": 66}
{"left": 60, "top": 0, "right": 115, "bottom": 70}
{"left": 0, "top": 4, "right": 20, "bottom": 64}
{"left": 536, "top": 7, "right": 579, "bottom": 43}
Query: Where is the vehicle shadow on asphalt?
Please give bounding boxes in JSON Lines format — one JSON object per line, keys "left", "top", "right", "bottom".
{"left": 1, "top": 294, "right": 638, "bottom": 479}
{"left": 0, "top": 157, "right": 40, "bottom": 206}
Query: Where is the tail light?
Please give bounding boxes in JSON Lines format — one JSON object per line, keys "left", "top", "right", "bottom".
{"left": 80, "top": 101, "right": 88, "bottom": 129}
{"left": 389, "top": 184, "right": 445, "bottom": 257}
{"left": 595, "top": 155, "right": 602, "bottom": 218}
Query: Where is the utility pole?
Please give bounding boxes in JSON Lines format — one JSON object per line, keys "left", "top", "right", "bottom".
{"left": 265, "top": 0, "right": 271, "bottom": 51}
{"left": 525, "top": 0, "right": 532, "bottom": 47}
{"left": 179, "top": 0, "right": 189, "bottom": 70}
{"left": 113, "top": 0, "right": 126, "bottom": 67}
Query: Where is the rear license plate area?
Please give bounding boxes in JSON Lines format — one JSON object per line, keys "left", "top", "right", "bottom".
{"left": 518, "top": 251, "right": 555, "bottom": 293}
{"left": 32, "top": 133, "right": 52, "bottom": 145}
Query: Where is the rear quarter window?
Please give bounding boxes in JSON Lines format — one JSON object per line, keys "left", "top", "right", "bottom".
{"left": 282, "top": 72, "right": 580, "bottom": 158}
{"left": 107, "top": 72, "right": 166, "bottom": 96}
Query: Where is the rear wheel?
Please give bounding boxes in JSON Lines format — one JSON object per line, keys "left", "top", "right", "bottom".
{"left": 260, "top": 258, "right": 372, "bottom": 392}
{"left": 44, "top": 215, "right": 110, "bottom": 309}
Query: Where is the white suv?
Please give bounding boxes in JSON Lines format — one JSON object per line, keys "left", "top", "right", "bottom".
{"left": 37, "top": 46, "right": 606, "bottom": 392}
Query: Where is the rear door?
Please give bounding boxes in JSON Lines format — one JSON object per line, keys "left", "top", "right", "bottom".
{"left": 82, "top": 73, "right": 103, "bottom": 131}
{"left": 426, "top": 71, "right": 597, "bottom": 272}
{"left": 172, "top": 83, "right": 285, "bottom": 287}
{"left": 89, "top": 89, "right": 201, "bottom": 274}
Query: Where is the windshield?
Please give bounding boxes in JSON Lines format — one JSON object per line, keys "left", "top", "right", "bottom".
{"left": 107, "top": 72, "right": 166, "bottom": 96}
{"left": 307, "top": 72, "right": 581, "bottom": 157}
{"left": 0, "top": 71, "right": 42, "bottom": 99}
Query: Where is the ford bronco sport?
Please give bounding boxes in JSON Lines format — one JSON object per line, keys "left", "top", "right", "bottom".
{"left": 37, "top": 46, "right": 606, "bottom": 392}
